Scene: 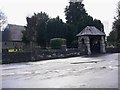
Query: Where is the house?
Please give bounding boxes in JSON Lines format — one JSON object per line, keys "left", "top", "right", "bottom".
{"left": 77, "top": 26, "right": 106, "bottom": 55}
{"left": 2, "top": 24, "right": 25, "bottom": 51}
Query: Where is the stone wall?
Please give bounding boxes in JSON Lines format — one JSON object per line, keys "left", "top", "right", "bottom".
{"left": 2, "top": 47, "right": 119, "bottom": 64}
{"left": 2, "top": 52, "right": 31, "bottom": 64}
{"left": 2, "top": 49, "right": 81, "bottom": 64}
{"left": 106, "top": 47, "right": 120, "bottom": 53}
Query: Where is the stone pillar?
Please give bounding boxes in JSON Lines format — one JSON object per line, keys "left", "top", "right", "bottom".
{"left": 85, "top": 36, "right": 91, "bottom": 55}
{"left": 61, "top": 45, "right": 67, "bottom": 51}
{"left": 100, "top": 36, "right": 106, "bottom": 53}
{"left": 78, "top": 42, "right": 82, "bottom": 49}
{"left": 78, "top": 37, "right": 82, "bottom": 49}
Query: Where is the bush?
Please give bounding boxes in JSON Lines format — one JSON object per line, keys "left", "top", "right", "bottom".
{"left": 50, "top": 38, "right": 66, "bottom": 49}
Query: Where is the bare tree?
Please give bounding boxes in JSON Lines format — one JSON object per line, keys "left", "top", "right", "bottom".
{"left": 0, "top": 10, "right": 7, "bottom": 31}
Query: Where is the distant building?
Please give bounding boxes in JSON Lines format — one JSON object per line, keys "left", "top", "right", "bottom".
{"left": 77, "top": 26, "right": 106, "bottom": 55}
{"left": 2, "top": 24, "right": 25, "bottom": 50}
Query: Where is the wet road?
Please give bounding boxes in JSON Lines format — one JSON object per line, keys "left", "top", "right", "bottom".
{"left": 1, "top": 53, "right": 119, "bottom": 88}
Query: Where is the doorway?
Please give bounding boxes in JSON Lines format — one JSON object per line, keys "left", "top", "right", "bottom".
{"left": 90, "top": 36, "right": 101, "bottom": 53}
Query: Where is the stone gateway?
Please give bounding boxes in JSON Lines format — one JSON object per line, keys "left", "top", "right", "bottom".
{"left": 77, "top": 26, "right": 106, "bottom": 55}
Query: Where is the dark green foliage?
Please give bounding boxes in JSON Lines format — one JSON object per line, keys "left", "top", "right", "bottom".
{"left": 65, "top": 1, "right": 104, "bottom": 47}
{"left": 93, "top": 19, "right": 104, "bottom": 32}
{"left": 50, "top": 38, "right": 66, "bottom": 49}
{"left": 107, "top": 1, "right": 120, "bottom": 46}
{"left": 22, "top": 12, "right": 49, "bottom": 47}
{"left": 22, "top": 13, "right": 68, "bottom": 48}
{"left": 107, "top": 30, "right": 118, "bottom": 45}
{"left": 46, "top": 16, "right": 68, "bottom": 46}
{"left": 35, "top": 12, "right": 49, "bottom": 47}
{"left": 71, "top": 40, "right": 78, "bottom": 48}
{"left": 65, "top": 2, "right": 87, "bottom": 24}
{"left": 22, "top": 29, "right": 30, "bottom": 45}
{"left": 22, "top": 15, "right": 38, "bottom": 45}
{"left": 22, "top": 1, "right": 104, "bottom": 49}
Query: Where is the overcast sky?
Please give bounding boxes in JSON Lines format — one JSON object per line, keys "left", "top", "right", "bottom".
{"left": 0, "top": 0, "right": 119, "bottom": 36}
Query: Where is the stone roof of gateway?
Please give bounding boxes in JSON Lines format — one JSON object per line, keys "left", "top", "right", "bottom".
{"left": 76, "top": 26, "right": 106, "bottom": 36}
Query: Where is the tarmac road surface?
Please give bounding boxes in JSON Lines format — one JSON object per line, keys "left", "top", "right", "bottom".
{"left": 1, "top": 53, "right": 119, "bottom": 88}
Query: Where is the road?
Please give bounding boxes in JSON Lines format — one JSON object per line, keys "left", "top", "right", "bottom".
{"left": 1, "top": 53, "right": 119, "bottom": 88}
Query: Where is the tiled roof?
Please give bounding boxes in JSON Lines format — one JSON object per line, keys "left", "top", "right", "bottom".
{"left": 2, "top": 24, "right": 25, "bottom": 41}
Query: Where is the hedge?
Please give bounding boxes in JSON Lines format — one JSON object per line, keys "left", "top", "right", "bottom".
{"left": 50, "top": 38, "right": 66, "bottom": 49}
